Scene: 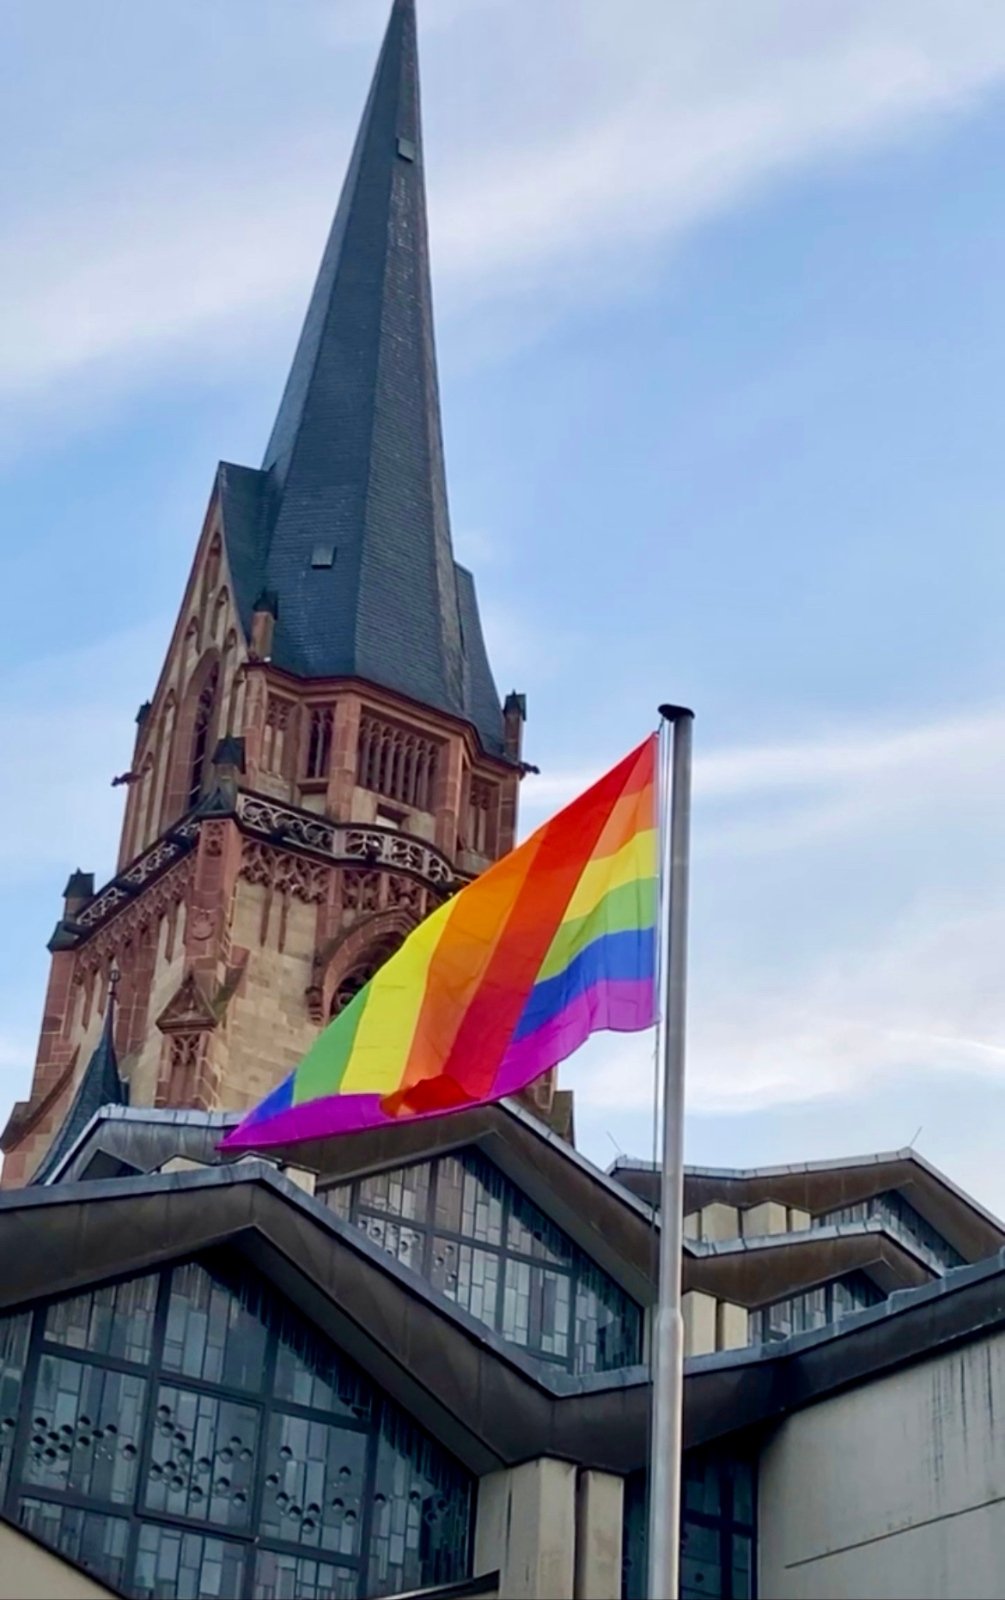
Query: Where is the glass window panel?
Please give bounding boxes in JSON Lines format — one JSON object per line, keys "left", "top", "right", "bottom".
{"left": 329, "top": 1149, "right": 643, "bottom": 1375}
{"left": 681, "top": 1515, "right": 723, "bottom": 1597}
{"left": 163, "top": 1262, "right": 269, "bottom": 1391}
{"left": 732, "top": 1532, "right": 753, "bottom": 1597}
{"left": 357, "top": 1161, "right": 431, "bottom": 1223}
{"left": 368, "top": 1410, "right": 472, "bottom": 1599}
{"left": 44, "top": 1273, "right": 158, "bottom": 1365}
{"left": 528, "top": 1266, "right": 570, "bottom": 1359}
{"left": 501, "top": 1256, "right": 531, "bottom": 1347}
{"left": 25, "top": 1355, "right": 145, "bottom": 1505}
{"left": 629, "top": 1452, "right": 757, "bottom": 1600}
{"left": 273, "top": 1310, "right": 373, "bottom": 1423}
{"left": 574, "top": 1265, "right": 642, "bottom": 1375}
{"left": 433, "top": 1153, "right": 503, "bottom": 1244}
{"left": 431, "top": 1237, "right": 500, "bottom": 1328}
{"left": 253, "top": 1548, "right": 359, "bottom": 1600}
{"left": 134, "top": 1523, "right": 246, "bottom": 1600}
{"left": 10, "top": 1256, "right": 474, "bottom": 1600}
{"left": 506, "top": 1191, "right": 568, "bottom": 1264}
{"left": 731, "top": 1459, "right": 755, "bottom": 1527}
{"left": 684, "top": 1454, "right": 722, "bottom": 1517}
{"left": 18, "top": 1498, "right": 130, "bottom": 1590}
{"left": 815, "top": 1190, "right": 963, "bottom": 1272}
{"left": 356, "top": 1212, "right": 426, "bottom": 1275}
{"left": 322, "top": 1183, "right": 353, "bottom": 1221}
{"left": 144, "top": 1384, "right": 258, "bottom": 1530}
{"left": 261, "top": 1411, "right": 367, "bottom": 1555}
{"left": 0, "top": 1312, "right": 30, "bottom": 1499}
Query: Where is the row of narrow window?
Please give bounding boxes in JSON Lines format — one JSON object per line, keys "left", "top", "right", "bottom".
{"left": 263, "top": 703, "right": 441, "bottom": 813}
{"left": 356, "top": 714, "right": 438, "bottom": 810}
{"left": 174, "top": 684, "right": 497, "bottom": 830}
{"left": 747, "top": 1270, "right": 883, "bottom": 1345}
{"left": 813, "top": 1191, "right": 964, "bottom": 1273}
{"left": 322, "top": 1150, "right": 643, "bottom": 1377}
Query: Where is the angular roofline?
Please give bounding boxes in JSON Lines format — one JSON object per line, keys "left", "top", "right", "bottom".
{"left": 41, "top": 1096, "right": 657, "bottom": 1223}
{"left": 685, "top": 1217, "right": 936, "bottom": 1275}
{"left": 6, "top": 1159, "right": 1005, "bottom": 1470}
{"left": 609, "top": 1146, "right": 1005, "bottom": 1235}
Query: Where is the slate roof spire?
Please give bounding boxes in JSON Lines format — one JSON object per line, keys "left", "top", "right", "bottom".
{"left": 216, "top": 0, "right": 505, "bottom": 752}
{"left": 31, "top": 974, "right": 126, "bottom": 1185}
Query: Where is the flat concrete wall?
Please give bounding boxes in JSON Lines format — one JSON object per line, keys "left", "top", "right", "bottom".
{"left": 0, "top": 1519, "right": 116, "bottom": 1599}
{"left": 760, "top": 1327, "right": 1005, "bottom": 1598}
{"left": 475, "top": 1458, "right": 623, "bottom": 1600}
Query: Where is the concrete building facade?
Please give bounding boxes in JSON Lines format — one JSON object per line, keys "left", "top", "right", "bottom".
{"left": 1, "top": 1103, "right": 1003, "bottom": 1599}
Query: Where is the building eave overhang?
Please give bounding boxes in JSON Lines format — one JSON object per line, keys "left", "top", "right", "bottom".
{"left": 39, "top": 1099, "right": 661, "bottom": 1307}
{"left": 0, "top": 1165, "right": 651, "bottom": 1475}
{"left": 610, "top": 1148, "right": 1005, "bottom": 1265}
{"left": 5, "top": 1166, "right": 1005, "bottom": 1471}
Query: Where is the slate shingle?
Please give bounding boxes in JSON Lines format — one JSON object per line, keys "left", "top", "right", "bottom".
{"left": 217, "top": 0, "right": 505, "bottom": 755}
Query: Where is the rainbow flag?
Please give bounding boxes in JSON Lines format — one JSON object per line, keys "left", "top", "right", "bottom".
{"left": 222, "top": 734, "right": 658, "bottom": 1149}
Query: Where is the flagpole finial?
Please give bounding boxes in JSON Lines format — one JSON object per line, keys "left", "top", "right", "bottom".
{"left": 658, "top": 703, "right": 694, "bottom": 723}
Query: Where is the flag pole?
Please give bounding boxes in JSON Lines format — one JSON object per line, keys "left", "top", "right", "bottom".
{"left": 647, "top": 703, "right": 694, "bottom": 1600}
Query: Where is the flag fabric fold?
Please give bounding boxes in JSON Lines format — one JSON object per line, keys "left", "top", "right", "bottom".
{"left": 221, "top": 734, "right": 658, "bottom": 1150}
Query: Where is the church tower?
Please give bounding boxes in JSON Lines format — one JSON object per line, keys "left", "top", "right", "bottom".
{"left": 1, "top": 0, "right": 534, "bottom": 1187}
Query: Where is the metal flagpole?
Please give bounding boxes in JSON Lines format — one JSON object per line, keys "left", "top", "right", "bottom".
{"left": 647, "top": 704, "right": 694, "bottom": 1600}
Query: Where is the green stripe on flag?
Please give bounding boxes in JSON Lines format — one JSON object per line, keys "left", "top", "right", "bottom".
{"left": 537, "top": 877, "right": 657, "bottom": 981}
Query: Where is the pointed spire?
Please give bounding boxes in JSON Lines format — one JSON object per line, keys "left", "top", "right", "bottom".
{"left": 214, "top": 0, "right": 505, "bottom": 753}
{"left": 30, "top": 973, "right": 127, "bottom": 1184}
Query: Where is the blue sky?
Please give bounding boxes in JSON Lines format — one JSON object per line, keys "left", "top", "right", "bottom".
{"left": 2, "top": 0, "right": 1004, "bottom": 1203}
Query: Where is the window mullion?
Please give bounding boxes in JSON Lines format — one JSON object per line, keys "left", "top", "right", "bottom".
{"left": 243, "top": 1305, "right": 281, "bottom": 1595}
{"left": 356, "top": 1405, "right": 383, "bottom": 1600}
{"left": 425, "top": 1158, "right": 441, "bottom": 1280}
{"left": 6, "top": 1306, "right": 44, "bottom": 1523}
{"left": 125, "top": 1267, "right": 173, "bottom": 1586}
{"left": 495, "top": 1185, "right": 513, "bottom": 1336}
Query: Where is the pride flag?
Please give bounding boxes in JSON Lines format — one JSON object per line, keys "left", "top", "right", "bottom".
{"left": 222, "top": 734, "right": 658, "bottom": 1149}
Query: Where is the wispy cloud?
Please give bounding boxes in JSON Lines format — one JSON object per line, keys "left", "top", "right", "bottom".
{"left": 526, "top": 703, "right": 1005, "bottom": 1119}
{"left": 573, "top": 894, "right": 1005, "bottom": 1118}
{"left": 5, "top": 1, "right": 1005, "bottom": 433}
{"left": 520, "top": 704, "right": 1005, "bottom": 854}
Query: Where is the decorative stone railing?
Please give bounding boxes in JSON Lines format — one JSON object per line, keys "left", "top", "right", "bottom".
{"left": 72, "top": 818, "right": 202, "bottom": 932}
{"left": 64, "top": 792, "right": 459, "bottom": 943}
{"left": 235, "top": 793, "right": 457, "bottom": 887}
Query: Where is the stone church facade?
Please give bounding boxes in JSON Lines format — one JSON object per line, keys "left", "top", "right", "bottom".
{"left": 1, "top": 0, "right": 532, "bottom": 1187}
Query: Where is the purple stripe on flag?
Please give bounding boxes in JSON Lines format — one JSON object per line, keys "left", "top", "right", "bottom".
{"left": 222, "top": 1092, "right": 461, "bottom": 1149}
{"left": 223, "top": 975, "right": 655, "bottom": 1150}
{"left": 493, "top": 976, "right": 656, "bottom": 1098}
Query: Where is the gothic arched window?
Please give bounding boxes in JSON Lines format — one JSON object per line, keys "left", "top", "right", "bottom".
{"left": 329, "top": 937, "right": 403, "bottom": 1018}
{"left": 187, "top": 666, "right": 219, "bottom": 810}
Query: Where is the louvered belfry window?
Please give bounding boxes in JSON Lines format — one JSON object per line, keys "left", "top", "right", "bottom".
{"left": 305, "top": 707, "right": 334, "bottom": 780}
{"left": 356, "top": 714, "right": 438, "bottom": 812}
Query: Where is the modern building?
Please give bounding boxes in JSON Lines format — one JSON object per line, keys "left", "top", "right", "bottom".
{"left": 4, "top": 4, "right": 1005, "bottom": 1599}
{"left": 1, "top": 1093, "right": 1005, "bottom": 1600}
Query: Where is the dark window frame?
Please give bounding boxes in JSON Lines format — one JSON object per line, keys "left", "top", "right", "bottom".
{"left": 623, "top": 1445, "right": 757, "bottom": 1600}
{"left": 748, "top": 1269, "right": 884, "bottom": 1345}
{"left": 1, "top": 1251, "right": 474, "bottom": 1600}
{"left": 321, "top": 1148, "right": 643, "bottom": 1376}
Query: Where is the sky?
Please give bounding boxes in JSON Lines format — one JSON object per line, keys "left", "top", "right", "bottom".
{"left": 2, "top": 0, "right": 1004, "bottom": 1206}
